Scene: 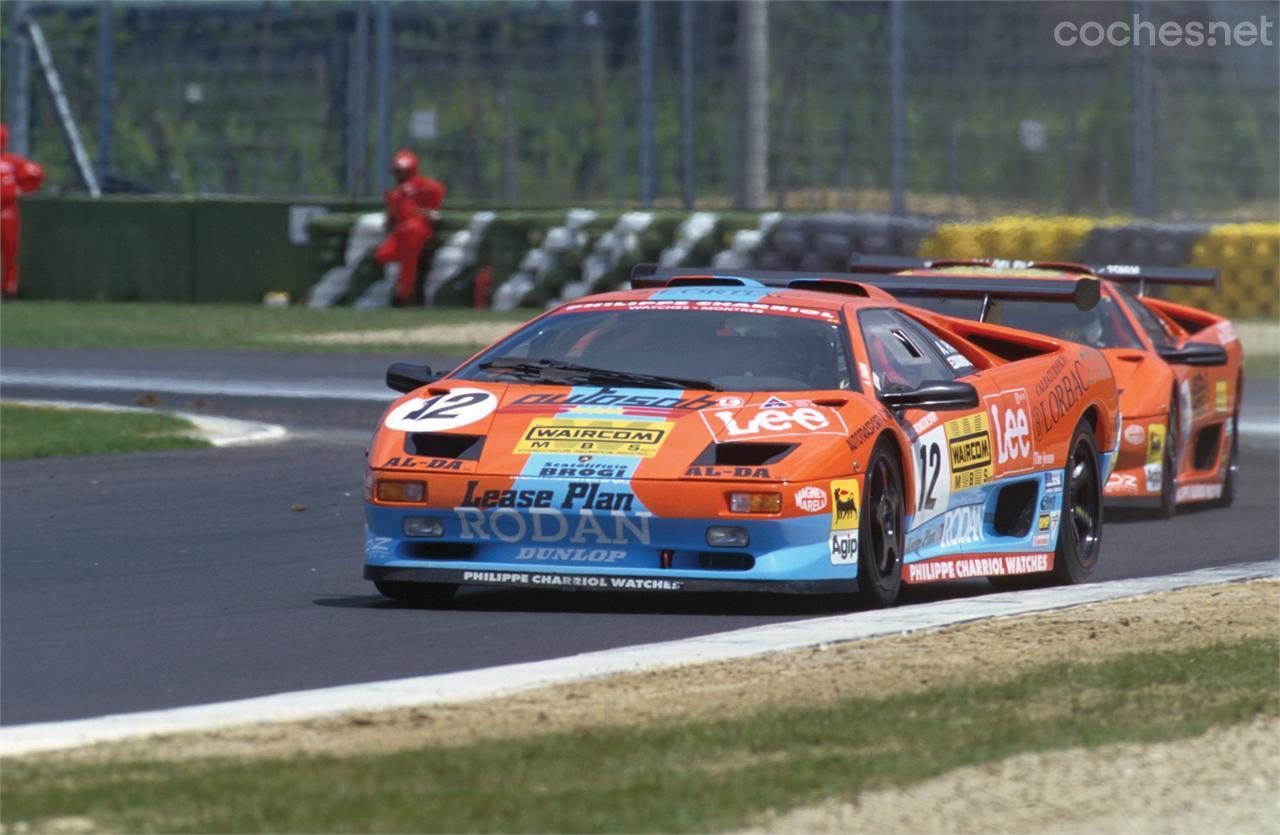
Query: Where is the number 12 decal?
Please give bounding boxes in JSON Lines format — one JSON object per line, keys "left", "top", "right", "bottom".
{"left": 917, "top": 442, "right": 941, "bottom": 511}
{"left": 385, "top": 388, "right": 498, "bottom": 432}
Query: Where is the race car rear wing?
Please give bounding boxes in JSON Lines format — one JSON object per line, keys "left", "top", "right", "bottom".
{"left": 845, "top": 254, "right": 1220, "bottom": 296}
{"left": 630, "top": 264, "right": 1102, "bottom": 311}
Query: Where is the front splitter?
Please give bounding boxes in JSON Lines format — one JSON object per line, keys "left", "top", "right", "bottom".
{"left": 365, "top": 565, "right": 853, "bottom": 595}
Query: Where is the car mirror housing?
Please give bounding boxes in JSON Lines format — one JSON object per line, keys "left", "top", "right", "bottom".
{"left": 386, "top": 362, "right": 443, "bottom": 393}
{"left": 879, "top": 380, "right": 979, "bottom": 412}
{"left": 1156, "top": 342, "right": 1228, "bottom": 367}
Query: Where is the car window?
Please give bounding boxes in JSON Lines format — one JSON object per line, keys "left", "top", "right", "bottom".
{"left": 455, "top": 307, "right": 854, "bottom": 392}
{"left": 1111, "top": 284, "right": 1175, "bottom": 349}
{"left": 858, "top": 308, "right": 958, "bottom": 392}
{"left": 983, "top": 296, "right": 1143, "bottom": 349}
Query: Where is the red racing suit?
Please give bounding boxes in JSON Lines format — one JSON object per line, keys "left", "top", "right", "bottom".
{"left": 374, "top": 154, "right": 446, "bottom": 304}
{"left": 1, "top": 125, "right": 45, "bottom": 297}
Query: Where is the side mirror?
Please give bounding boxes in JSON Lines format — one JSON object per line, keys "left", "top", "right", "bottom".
{"left": 879, "top": 379, "right": 979, "bottom": 412}
{"left": 386, "top": 362, "right": 443, "bottom": 393}
{"left": 1156, "top": 342, "right": 1228, "bottom": 367}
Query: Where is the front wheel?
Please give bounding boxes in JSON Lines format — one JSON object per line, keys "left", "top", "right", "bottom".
{"left": 856, "top": 438, "right": 906, "bottom": 608}
{"left": 1054, "top": 420, "right": 1103, "bottom": 584}
{"left": 375, "top": 580, "right": 458, "bottom": 607}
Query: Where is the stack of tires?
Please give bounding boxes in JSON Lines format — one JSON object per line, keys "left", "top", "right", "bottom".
{"left": 754, "top": 213, "right": 936, "bottom": 272}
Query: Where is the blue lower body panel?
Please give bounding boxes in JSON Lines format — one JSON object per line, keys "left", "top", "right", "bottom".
{"left": 364, "top": 503, "right": 856, "bottom": 594}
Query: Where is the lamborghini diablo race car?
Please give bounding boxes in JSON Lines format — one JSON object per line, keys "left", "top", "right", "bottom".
{"left": 845, "top": 256, "right": 1244, "bottom": 516}
{"left": 364, "top": 271, "right": 1120, "bottom": 607}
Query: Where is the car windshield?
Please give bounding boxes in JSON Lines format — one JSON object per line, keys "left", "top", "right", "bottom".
{"left": 904, "top": 294, "right": 1143, "bottom": 350}
{"left": 454, "top": 308, "right": 854, "bottom": 392}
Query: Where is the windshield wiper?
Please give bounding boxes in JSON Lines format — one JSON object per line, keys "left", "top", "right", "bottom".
{"left": 478, "top": 357, "right": 719, "bottom": 391}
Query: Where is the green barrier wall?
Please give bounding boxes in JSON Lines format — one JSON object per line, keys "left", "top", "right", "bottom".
{"left": 14, "top": 196, "right": 373, "bottom": 302}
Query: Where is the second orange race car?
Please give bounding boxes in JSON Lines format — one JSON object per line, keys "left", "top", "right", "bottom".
{"left": 364, "top": 268, "right": 1120, "bottom": 608}
{"left": 846, "top": 256, "right": 1244, "bottom": 517}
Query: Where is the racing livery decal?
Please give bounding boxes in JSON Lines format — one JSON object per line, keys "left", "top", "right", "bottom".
{"left": 514, "top": 418, "right": 673, "bottom": 457}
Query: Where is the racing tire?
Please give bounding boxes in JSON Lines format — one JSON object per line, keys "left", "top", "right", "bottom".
{"left": 1210, "top": 388, "right": 1240, "bottom": 509}
{"left": 1053, "top": 420, "right": 1103, "bottom": 585}
{"left": 1157, "top": 394, "right": 1180, "bottom": 519}
{"left": 856, "top": 438, "right": 906, "bottom": 608}
{"left": 375, "top": 580, "right": 457, "bottom": 607}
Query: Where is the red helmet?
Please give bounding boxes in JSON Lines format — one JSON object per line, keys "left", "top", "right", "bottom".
{"left": 391, "top": 149, "right": 419, "bottom": 180}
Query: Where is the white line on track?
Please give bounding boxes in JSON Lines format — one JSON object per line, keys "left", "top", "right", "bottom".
{"left": 0, "top": 371, "right": 392, "bottom": 402}
{"left": 2, "top": 398, "right": 288, "bottom": 447}
{"left": 2, "top": 560, "right": 1273, "bottom": 756}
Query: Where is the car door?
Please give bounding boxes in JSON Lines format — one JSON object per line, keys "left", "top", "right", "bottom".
{"left": 856, "top": 308, "right": 991, "bottom": 560}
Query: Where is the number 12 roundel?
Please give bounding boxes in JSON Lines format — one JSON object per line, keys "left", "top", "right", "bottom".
{"left": 384, "top": 388, "right": 498, "bottom": 432}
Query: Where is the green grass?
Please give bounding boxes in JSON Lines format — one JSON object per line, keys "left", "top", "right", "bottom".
{"left": 0, "top": 302, "right": 530, "bottom": 354}
{"left": 0, "top": 404, "right": 209, "bottom": 459}
{"left": 3, "top": 638, "right": 1274, "bottom": 834}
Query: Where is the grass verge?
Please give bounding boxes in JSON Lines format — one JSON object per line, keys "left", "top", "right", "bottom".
{"left": 0, "top": 404, "right": 209, "bottom": 459}
{"left": 3, "top": 637, "right": 1274, "bottom": 834}
{"left": 0, "top": 302, "right": 530, "bottom": 354}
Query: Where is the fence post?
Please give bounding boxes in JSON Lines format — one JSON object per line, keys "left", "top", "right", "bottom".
{"left": 1131, "top": 0, "right": 1154, "bottom": 217}
{"left": 679, "top": 0, "right": 696, "bottom": 209}
{"left": 638, "top": 0, "right": 656, "bottom": 208}
{"left": 736, "top": 0, "right": 768, "bottom": 210}
{"left": 889, "top": 0, "right": 906, "bottom": 216}
{"left": 374, "top": 0, "right": 393, "bottom": 194}
{"left": 96, "top": 1, "right": 112, "bottom": 185}
{"left": 347, "top": 2, "right": 370, "bottom": 197}
{"left": 9, "top": 1, "right": 33, "bottom": 156}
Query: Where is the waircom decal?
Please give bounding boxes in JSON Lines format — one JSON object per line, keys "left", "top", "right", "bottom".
{"left": 945, "top": 412, "right": 993, "bottom": 491}
{"left": 514, "top": 418, "right": 673, "bottom": 457}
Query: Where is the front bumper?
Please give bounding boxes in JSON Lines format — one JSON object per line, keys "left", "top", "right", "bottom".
{"left": 363, "top": 499, "right": 857, "bottom": 594}
{"left": 365, "top": 565, "right": 852, "bottom": 594}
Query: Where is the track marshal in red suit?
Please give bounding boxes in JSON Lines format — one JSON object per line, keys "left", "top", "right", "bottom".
{"left": 0, "top": 123, "right": 46, "bottom": 300}
{"left": 374, "top": 149, "right": 446, "bottom": 305}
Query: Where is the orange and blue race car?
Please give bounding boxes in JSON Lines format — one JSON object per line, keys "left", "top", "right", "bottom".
{"left": 845, "top": 256, "right": 1243, "bottom": 517}
{"left": 364, "top": 267, "right": 1120, "bottom": 608}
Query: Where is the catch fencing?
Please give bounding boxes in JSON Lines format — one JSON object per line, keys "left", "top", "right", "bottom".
{"left": 2, "top": 1, "right": 1276, "bottom": 220}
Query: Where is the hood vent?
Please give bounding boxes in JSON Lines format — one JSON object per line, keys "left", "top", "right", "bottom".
{"left": 403, "top": 433, "right": 485, "bottom": 460}
{"left": 692, "top": 442, "right": 796, "bottom": 467}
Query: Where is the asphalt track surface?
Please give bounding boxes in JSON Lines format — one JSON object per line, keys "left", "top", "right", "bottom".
{"left": 2, "top": 347, "right": 1277, "bottom": 725}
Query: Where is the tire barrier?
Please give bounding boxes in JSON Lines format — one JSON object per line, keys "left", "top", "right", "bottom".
{"left": 15, "top": 195, "right": 1274, "bottom": 320}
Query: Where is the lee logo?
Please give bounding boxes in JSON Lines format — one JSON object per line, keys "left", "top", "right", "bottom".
{"left": 713, "top": 407, "right": 829, "bottom": 437}
{"left": 986, "top": 389, "right": 1033, "bottom": 474}
{"left": 830, "top": 478, "right": 860, "bottom": 531}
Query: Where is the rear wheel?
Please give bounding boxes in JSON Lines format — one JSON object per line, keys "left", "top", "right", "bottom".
{"left": 856, "top": 438, "right": 905, "bottom": 608}
{"left": 375, "top": 580, "right": 458, "bottom": 607}
{"left": 1054, "top": 420, "right": 1103, "bottom": 584}
{"left": 1211, "top": 376, "right": 1241, "bottom": 509}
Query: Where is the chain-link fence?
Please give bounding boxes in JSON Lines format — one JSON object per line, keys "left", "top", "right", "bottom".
{"left": 3, "top": 0, "right": 1277, "bottom": 219}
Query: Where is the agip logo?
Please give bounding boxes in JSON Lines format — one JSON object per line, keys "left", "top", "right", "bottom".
{"left": 830, "top": 479, "right": 860, "bottom": 531}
